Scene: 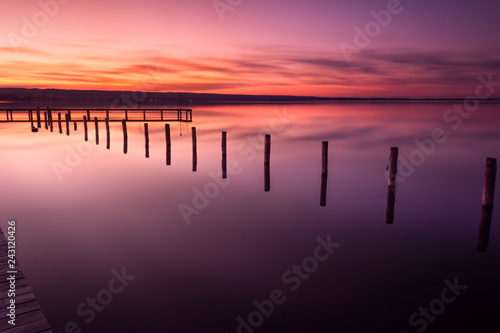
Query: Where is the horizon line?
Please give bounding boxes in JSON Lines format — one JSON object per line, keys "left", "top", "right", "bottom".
{"left": 1, "top": 87, "right": 500, "bottom": 101}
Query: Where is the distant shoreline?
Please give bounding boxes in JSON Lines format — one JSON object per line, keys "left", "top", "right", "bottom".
{"left": 1, "top": 88, "right": 500, "bottom": 105}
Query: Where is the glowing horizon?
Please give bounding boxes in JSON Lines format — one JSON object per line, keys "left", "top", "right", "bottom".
{"left": 1, "top": 0, "right": 499, "bottom": 98}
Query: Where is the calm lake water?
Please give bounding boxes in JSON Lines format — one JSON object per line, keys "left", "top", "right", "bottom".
{"left": 1, "top": 101, "right": 500, "bottom": 332}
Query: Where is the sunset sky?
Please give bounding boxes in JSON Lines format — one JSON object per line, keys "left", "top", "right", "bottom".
{"left": 1, "top": 0, "right": 499, "bottom": 98}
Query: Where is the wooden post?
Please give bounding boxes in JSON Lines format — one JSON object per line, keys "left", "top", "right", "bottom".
{"left": 36, "top": 107, "right": 41, "bottom": 128}
{"left": 477, "top": 157, "right": 497, "bottom": 252}
{"left": 87, "top": 109, "right": 90, "bottom": 121}
{"left": 264, "top": 134, "right": 271, "bottom": 192}
{"left": 125, "top": 110, "right": 128, "bottom": 121}
{"left": 67, "top": 110, "right": 71, "bottom": 121}
{"left": 320, "top": 141, "right": 328, "bottom": 206}
{"left": 386, "top": 190, "right": 396, "bottom": 224}
{"left": 192, "top": 127, "right": 197, "bottom": 172}
{"left": 105, "top": 118, "right": 110, "bottom": 149}
{"left": 74, "top": 121, "right": 77, "bottom": 131}
{"left": 65, "top": 113, "right": 70, "bottom": 136}
{"left": 122, "top": 120, "right": 128, "bottom": 154}
{"left": 58, "top": 112, "right": 62, "bottom": 134}
{"left": 482, "top": 157, "right": 497, "bottom": 209}
{"left": 44, "top": 112, "right": 48, "bottom": 130}
{"left": 94, "top": 117, "right": 99, "bottom": 145}
{"left": 222, "top": 131, "right": 227, "bottom": 179}
{"left": 83, "top": 116, "right": 88, "bottom": 141}
{"left": 161, "top": 109, "right": 164, "bottom": 121}
{"left": 386, "top": 147, "right": 399, "bottom": 223}
{"left": 144, "top": 123, "right": 149, "bottom": 158}
{"left": 143, "top": 110, "right": 146, "bottom": 121}
{"left": 28, "top": 110, "right": 33, "bottom": 126}
{"left": 388, "top": 147, "right": 398, "bottom": 192}
{"left": 106, "top": 109, "right": 109, "bottom": 119}
{"left": 5, "top": 110, "right": 9, "bottom": 121}
{"left": 477, "top": 207, "right": 493, "bottom": 252}
{"left": 49, "top": 112, "right": 53, "bottom": 132}
{"left": 165, "top": 124, "right": 171, "bottom": 165}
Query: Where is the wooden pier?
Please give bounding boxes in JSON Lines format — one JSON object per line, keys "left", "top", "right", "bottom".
{"left": 0, "top": 228, "right": 53, "bottom": 332}
{"left": 0, "top": 108, "right": 193, "bottom": 123}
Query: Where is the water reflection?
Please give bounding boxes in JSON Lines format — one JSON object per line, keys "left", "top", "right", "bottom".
{"left": 477, "top": 157, "right": 497, "bottom": 253}
{"left": 478, "top": 207, "right": 493, "bottom": 252}
{"left": 1, "top": 101, "right": 500, "bottom": 332}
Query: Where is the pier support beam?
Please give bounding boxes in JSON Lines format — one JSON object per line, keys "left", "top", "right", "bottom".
{"left": 264, "top": 134, "right": 271, "bottom": 192}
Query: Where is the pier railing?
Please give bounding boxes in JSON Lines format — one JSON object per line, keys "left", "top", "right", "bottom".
{"left": 0, "top": 108, "right": 193, "bottom": 123}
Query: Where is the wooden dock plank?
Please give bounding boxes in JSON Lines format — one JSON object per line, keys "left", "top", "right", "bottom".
{"left": 0, "top": 318, "right": 52, "bottom": 333}
{"left": 0, "top": 228, "right": 53, "bottom": 333}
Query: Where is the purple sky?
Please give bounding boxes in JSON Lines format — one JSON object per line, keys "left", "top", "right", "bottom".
{"left": 0, "top": 0, "right": 499, "bottom": 97}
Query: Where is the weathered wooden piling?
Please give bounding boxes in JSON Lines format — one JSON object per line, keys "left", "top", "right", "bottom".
{"left": 83, "top": 116, "right": 88, "bottom": 141}
{"left": 94, "top": 117, "right": 99, "bottom": 145}
{"left": 48, "top": 109, "right": 52, "bottom": 129}
{"left": 192, "top": 127, "right": 197, "bottom": 172}
{"left": 74, "top": 121, "right": 77, "bottom": 131}
{"left": 143, "top": 110, "right": 146, "bottom": 121}
{"left": 482, "top": 157, "right": 497, "bottom": 209}
{"left": 222, "top": 131, "right": 227, "bottom": 179}
{"left": 67, "top": 110, "right": 71, "bottom": 121}
{"left": 58, "top": 112, "right": 62, "bottom": 134}
{"left": 36, "top": 107, "right": 41, "bottom": 128}
{"left": 125, "top": 109, "right": 128, "bottom": 121}
{"left": 388, "top": 147, "right": 398, "bottom": 191}
{"left": 264, "top": 134, "right": 271, "bottom": 192}
{"left": 87, "top": 109, "right": 90, "bottom": 120}
{"left": 477, "top": 157, "right": 497, "bottom": 252}
{"left": 165, "top": 124, "right": 171, "bottom": 165}
{"left": 144, "top": 123, "right": 150, "bottom": 158}
{"left": 477, "top": 207, "right": 493, "bottom": 252}
{"left": 386, "top": 191, "right": 396, "bottom": 224}
{"left": 28, "top": 110, "right": 33, "bottom": 127}
{"left": 122, "top": 119, "right": 128, "bottom": 154}
{"left": 320, "top": 141, "right": 328, "bottom": 206}
{"left": 106, "top": 109, "right": 109, "bottom": 119}
{"left": 44, "top": 111, "right": 48, "bottom": 130}
{"left": 161, "top": 109, "right": 164, "bottom": 121}
{"left": 386, "top": 147, "right": 399, "bottom": 223}
{"left": 5, "top": 110, "right": 9, "bottom": 121}
{"left": 65, "top": 113, "right": 70, "bottom": 136}
{"left": 105, "top": 118, "right": 110, "bottom": 149}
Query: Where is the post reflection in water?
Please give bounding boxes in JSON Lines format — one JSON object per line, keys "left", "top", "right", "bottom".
{"left": 2, "top": 103, "right": 500, "bottom": 333}
{"left": 477, "top": 157, "right": 497, "bottom": 253}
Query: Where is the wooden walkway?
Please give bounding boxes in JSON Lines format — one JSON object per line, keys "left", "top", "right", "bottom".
{"left": 0, "top": 228, "right": 53, "bottom": 332}
{"left": 0, "top": 108, "right": 193, "bottom": 123}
